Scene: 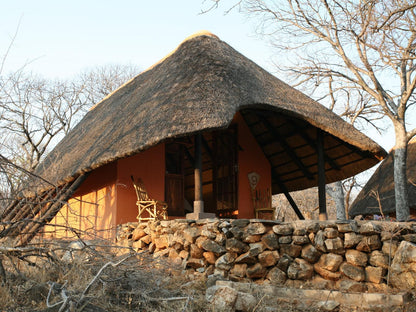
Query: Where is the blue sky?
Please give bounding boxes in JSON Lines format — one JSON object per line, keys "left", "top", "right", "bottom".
{"left": 2, "top": 0, "right": 414, "bottom": 152}
{"left": 1, "top": 1, "right": 273, "bottom": 79}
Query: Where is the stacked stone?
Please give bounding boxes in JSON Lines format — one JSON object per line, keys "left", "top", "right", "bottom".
{"left": 118, "top": 219, "right": 416, "bottom": 290}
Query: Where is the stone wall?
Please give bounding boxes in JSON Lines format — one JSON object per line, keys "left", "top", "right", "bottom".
{"left": 117, "top": 219, "right": 416, "bottom": 291}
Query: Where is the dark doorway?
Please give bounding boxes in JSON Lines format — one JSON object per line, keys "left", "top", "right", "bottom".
{"left": 165, "top": 143, "right": 185, "bottom": 216}
{"left": 213, "top": 127, "right": 238, "bottom": 217}
{"left": 165, "top": 128, "right": 238, "bottom": 217}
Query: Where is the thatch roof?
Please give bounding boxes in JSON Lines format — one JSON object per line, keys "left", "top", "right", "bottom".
{"left": 349, "top": 139, "right": 416, "bottom": 217}
{"left": 33, "top": 31, "right": 386, "bottom": 194}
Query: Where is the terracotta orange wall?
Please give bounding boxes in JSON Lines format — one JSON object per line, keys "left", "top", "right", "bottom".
{"left": 46, "top": 163, "right": 117, "bottom": 239}
{"left": 116, "top": 144, "right": 165, "bottom": 224}
{"left": 234, "top": 112, "right": 271, "bottom": 219}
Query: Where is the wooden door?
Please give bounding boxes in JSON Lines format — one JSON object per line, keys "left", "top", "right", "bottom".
{"left": 214, "top": 128, "right": 238, "bottom": 217}
{"left": 165, "top": 174, "right": 184, "bottom": 216}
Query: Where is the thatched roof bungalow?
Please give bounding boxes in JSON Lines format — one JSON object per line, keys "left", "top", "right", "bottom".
{"left": 349, "top": 138, "right": 416, "bottom": 219}
{"left": 1, "top": 32, "right": 386, "bottom": 244}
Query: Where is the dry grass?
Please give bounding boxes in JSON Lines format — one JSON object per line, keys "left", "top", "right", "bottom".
{"left": 0, "top": 243, "right": 210, "bottom": 312}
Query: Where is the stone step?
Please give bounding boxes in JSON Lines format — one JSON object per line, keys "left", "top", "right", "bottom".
{"left": 215, "top": 280, "right": 411, "bottom": 311}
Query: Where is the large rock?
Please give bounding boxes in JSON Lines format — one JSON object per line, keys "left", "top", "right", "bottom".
{"left": 186, "top": 258, "right": 205, "bottom": 269}
{"left": 246, "top": 263, "right": 267, "bottom": 279}
{"left": 183, "top": 227, "right": 200, "bottom": 244}
{"left": 267, "top": 267, "right": 287, "bottom": 285}
{"left": 365, "top": 266, "right": 385, "bottom": 284}
{"left": 203, "top": 251, "right": 217, "bottom": 264}
{"left": 369, "top": 250, "right": 389, "bottom": 269}
{"left": 287, "top": 258, "right": 314, "bottom": 280}
{"left": 207, "top": 286, "right": 238, "bottom": 312}
{"left": 235, "top": 252, "right": 257, "bottom": 265}
{"left": 278, "top": 236, "right": 292, "bottom": 244}
{"left": 314, "top": 263, "right": 342, "bottom": 280}
{"left": 337, "top": 279, "right": 367, "bottom": 292}
{"left": 248, "top": 242, "right": 266, "bottom": 256}
{"left": 314, "top": 254, "right": 343, "bottom": 280}
{"left": 336, "top": 221, "right": 358, "bottom": 233}
{"left": 343, "top": 232, "right": 363, "bottom": 248}
{"left": 390, "top": 240, "right": 416, "bottom": 289}
{"left": 132, "top": 227, "right": 147, "bottom": 241}
{"left": 292, "top": 235, "right": 310, "bottom": 245}
{"left": 277, "top": 254, "right": 293, "bottom": 272}
{"left": 359, "top": 222, "right": 381, "bottom": 235}
{"left": 301, "top": 244, "right": 321, "bottom": 264}
{"left": 242, "top": 234, "right": 261, "bottom": 243}
{"left": 314, "top": 230, "right": 327, "bottom": 252}
{"left": 340, "top": 262, "right": 365, "bottom": 282}
{"left": 190, "top": 244, "right": 204, "bottom": 258}
{"left": 273, "top": 224, "right": 294, "bottom": 235}
{"left": 226, "top": 238, "right": 249, "bottom": 253}
{"left": 258, "top": 250, "right": 279, "bottom": 267}
{"left": 244, "top": 222, "right": 267, "bottom": 235}
{"left": 324, "top": 237, "right": 344, "bottom": 254}
{"left": 324, "top": 228, "right": 339, "bottom": 239}
{"left": 261, "top": 232, "right": 279, "bottom": 250}
{"left": 229, "top": 226, "right": 244, "bottom": 240}
{"left": 215, "top": 252, "right": 237, "bottom": 270}
{"left": 154, "top": 236, "right": 169, "bottom": 249}
{"left": 280, "top": 243, "right": 302, "bottom": 258}
{"left": 200, "top": 239, "right": 226, "bottom": 254}
{"left": 231, "top": 219, "right": 250, "bottom": 228}
{"left": 345, "top": 249, "right": 368, "bottom": 267}
{"left": 356, "top": 235, "right": 381, "bottom": 252}
{"left": 382, "top": 240, "right": 399, "bottom": 258}
{"left": 235, "top": 291, "right": 257, "bottom": 312}
{"left": 316, "top": 253, "right": 343, "bottom": 272}
{"left": 230, "top": 263, "right": 247, "bottom": 278}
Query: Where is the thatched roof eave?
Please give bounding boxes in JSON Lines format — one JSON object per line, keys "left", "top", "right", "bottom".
{"left": 31, "top": 32, "right": 386, "bottom": 195}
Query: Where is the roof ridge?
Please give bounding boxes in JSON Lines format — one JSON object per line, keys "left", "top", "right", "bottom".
{"left": 89, "top": 31, "right": 220, "bottom": 112}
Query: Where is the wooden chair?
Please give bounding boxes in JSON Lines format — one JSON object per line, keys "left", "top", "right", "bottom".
{"left": 131, "top": 176, "right": 168, "bottom": 222}
{"left": 251, "top": 187, "right": 275, "bottom": 219}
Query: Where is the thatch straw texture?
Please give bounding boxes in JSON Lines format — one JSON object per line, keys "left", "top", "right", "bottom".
{"left": 33, "top": 32, "right": 386, "bottom": 194}
{"left": 349, "top": 140, "right": 416, "bottom": 217}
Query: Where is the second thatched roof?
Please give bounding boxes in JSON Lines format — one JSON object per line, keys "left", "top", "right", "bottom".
{"left": 349, "top": 139, "right": 416, "bottom": 217}
{"left": 33, "top": 32, "right": 386, "bottom": 194}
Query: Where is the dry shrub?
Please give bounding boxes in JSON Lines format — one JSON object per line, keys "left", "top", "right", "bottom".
{"left": 0, "top": 284, "right": 14, "bottom": 309}
{"left": 0, "top": 244, "right": 210, "bottom": 312}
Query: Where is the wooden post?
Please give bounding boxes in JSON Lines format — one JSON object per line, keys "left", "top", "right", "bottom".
{"left": 195, "top": 133, "right": 203, "bottom": 202}
{"left": 194, "top": 133, "right": 204, "bottom": 213}
{"left": 317, "top": 129, "right": 328, "bottom": 220}
{"left": 186, "top": 133, "right": 215, "bottom": 220}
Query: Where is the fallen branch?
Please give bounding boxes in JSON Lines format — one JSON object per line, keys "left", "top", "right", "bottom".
{"left": 78, "top": 255, "right": 132, "bottom": 304}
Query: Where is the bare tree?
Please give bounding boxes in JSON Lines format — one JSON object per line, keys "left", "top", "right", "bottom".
{"left": 0, "top": 65, "right": 139, "bottom": 204}
{"left": 207, "top": 0, "right": 416, "bottom": 220}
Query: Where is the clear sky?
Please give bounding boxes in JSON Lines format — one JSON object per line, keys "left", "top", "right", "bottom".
{"left": 0, "top": 1, "right": 272, "bottom": 79}
{"left": 1, "top": 0, "right": 413, "bottom": 152}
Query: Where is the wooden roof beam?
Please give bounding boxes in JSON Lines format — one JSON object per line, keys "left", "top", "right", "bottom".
{"left": 287, "top": 120, "right": 341, "bottom": 171}
{"left": 260, "top": 117, "right": 315, "bottom": 180}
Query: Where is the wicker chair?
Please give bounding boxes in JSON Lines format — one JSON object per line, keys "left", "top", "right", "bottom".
{"left": 131, "top": 176, "right": 168, "bottom": 222}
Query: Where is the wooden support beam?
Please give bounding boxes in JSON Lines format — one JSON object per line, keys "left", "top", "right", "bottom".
{"left": 260, "top": 118, "right": 314, "bottom": 180}
{"left": 183, "top": 146, "right": 195, "bottom": 167}
{"left": 272, "top": 172, "right": 305, "bottom": 220}
{"left": 16, "top": 173, "right": 88, "bottom": 247}
{"left": 317, "top": 129, "right": 328, "bottom": 220}
{"left": 201, "top": 134, "right": 214, "bottom": 162}
{"left": 292, "top": 124, "right": 341, "bottom": 171}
